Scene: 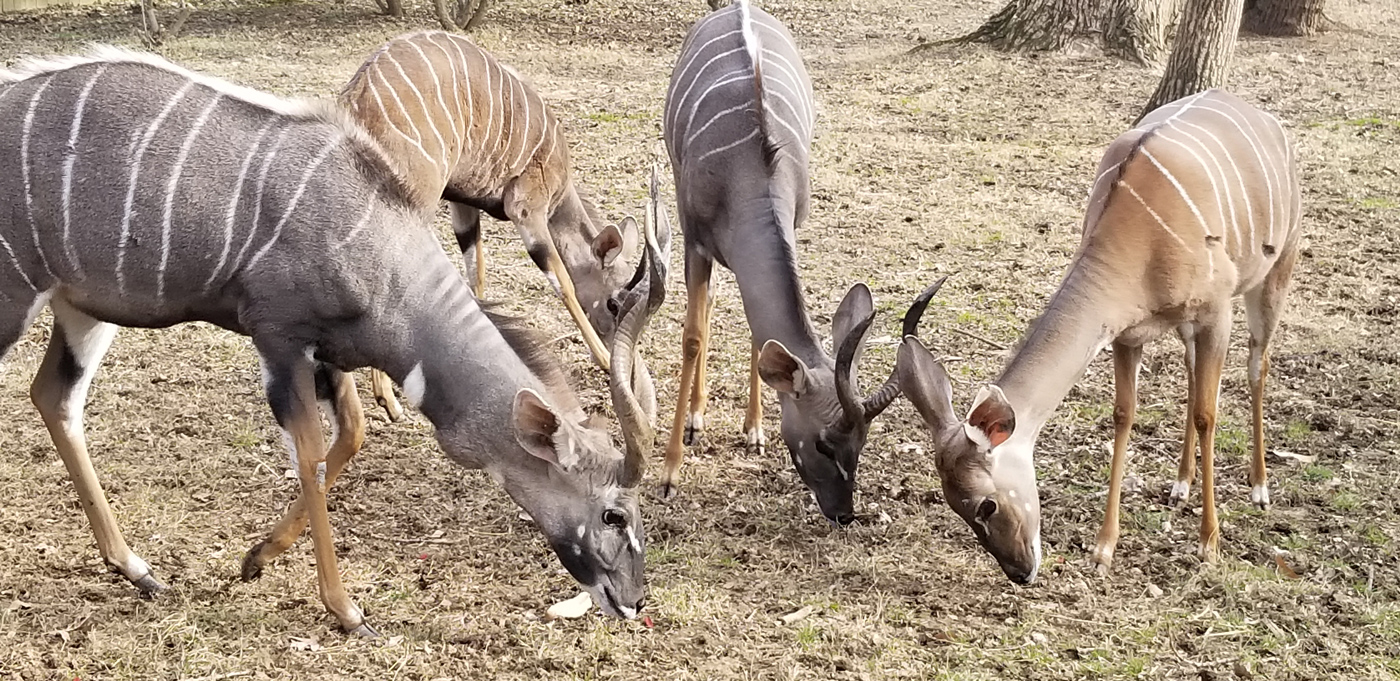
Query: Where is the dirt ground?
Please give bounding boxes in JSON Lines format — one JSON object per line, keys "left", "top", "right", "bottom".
{"left": 0, "top": 0, "right": 1397, "bottom": 678}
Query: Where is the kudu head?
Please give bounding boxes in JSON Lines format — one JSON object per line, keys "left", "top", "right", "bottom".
{"left": 508, "top": 189, "right": 670, "bottom": 618}
{"left": 757, "top": 284, "right": 902, "bottom": 526}
{"left": 896, "top": 279, "right": 1041, "bottom": 585}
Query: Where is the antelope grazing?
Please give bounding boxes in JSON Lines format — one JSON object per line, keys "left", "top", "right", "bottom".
{"left": 342, "top": 31, "right": 648, "bottom": 422}
{"left": 662, "top": 1, "right": 899, "bottom": 524}
{"left": 0, "top": 48, "right": 664, "bottom": 633}
{"left": 898, "top": 89, "right": 1300, "bottom": 583}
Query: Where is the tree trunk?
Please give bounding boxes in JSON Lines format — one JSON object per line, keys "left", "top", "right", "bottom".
{"left": 433, "top": 0, "right": 491, "bottom": 32}
{"left": 1241, "top": 0, "right": 1328, "bottom": 36}
{"left": 1140, "top": 0, "right": 1244, "bottom": 119}
{"left": 384, "top": 0, "right": 404, "bottom": 18}
{"left": 926, "top": 0, "right": 1177, "bottom": 65}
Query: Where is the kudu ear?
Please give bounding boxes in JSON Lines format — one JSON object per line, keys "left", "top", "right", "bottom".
{"left": 512, "top": 389, "right": 579, "bottom": 469}
{"left": 896, "top": 337, "right": 958, "bottom": 433}
{"left": 966, "top": 385, "right": 1016, "bottom": 450}
{"left": 758, "top": 340, "right": 809, "bottom": 397}
{"left": 592, "top": 219, "right": 633, "bottom": 267}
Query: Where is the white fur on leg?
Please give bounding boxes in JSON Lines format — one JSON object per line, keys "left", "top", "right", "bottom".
{"left": 745, "top": 425, "right": 765, "bottom": 452}
{"left": 686, "top": 412, "right": 704, "bottom": 433}
{"left": 1251, "top": 484, "right": 1271, "bottom": 508}
{"left": 1169, "top": 480, "right": 1191, "bottom": 504}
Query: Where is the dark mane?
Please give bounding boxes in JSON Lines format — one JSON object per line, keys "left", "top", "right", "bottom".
{"left": 481, "top": 305, "right": 581, "bottom": 412}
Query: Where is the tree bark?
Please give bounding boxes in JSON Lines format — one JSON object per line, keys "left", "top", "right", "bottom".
{"left": 384, "top": 0, "right": 404, "bottom": 18}
{"left": 1241, "top": 0, "right": 1328, "bottom": 36}
{"left": 925, "top": 0, "right": 1178, "bottom": 65}
{"left": 1140, "top": 0, "right": 1245, "bottom": 119}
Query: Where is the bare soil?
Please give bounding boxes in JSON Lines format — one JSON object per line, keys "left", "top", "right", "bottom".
{"left": 1, "top": 0, "right": 1398, "bottom": 678}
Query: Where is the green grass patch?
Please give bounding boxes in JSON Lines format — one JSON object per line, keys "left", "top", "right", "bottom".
{"left": 1330, "top": 490, "right": 1361, "bottom": 512}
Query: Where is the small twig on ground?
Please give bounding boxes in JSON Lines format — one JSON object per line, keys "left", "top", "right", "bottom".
{"left": 353, "top": 529, "right": 464, "bottom": 545}
{"left": 950, "top": 327, "right": 1009, "bottom": 351}
{"left": 182, "top": 672, "right": 252, "bottom": 681}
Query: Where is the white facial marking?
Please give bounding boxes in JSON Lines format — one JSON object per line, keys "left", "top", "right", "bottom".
{"left": 403, "top": 362, "right": 426, "bottom": 408}
{"left": 1007, "top": 489, "right": 1019, "bottom": 499}
{"left": 1023, "top": 502, "right": 1032, "bottom": 513}
{"left": 835, "top": 462, "right": 849, "bottom": 481}
{"left": 1027, "top": 533, "right": 1042, "bottom": 584}
{"left": 576, "top": 524, "right": 586, "bottom": 539}
{"left": 618, "top": 605, "right": 637, "bottom": 620}
{"left": 626, "top": 525, "right": 641, "bottom": 553}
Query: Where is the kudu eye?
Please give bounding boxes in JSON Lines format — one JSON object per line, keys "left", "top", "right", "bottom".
{"left": 605, "top": 297, "right": 621, "bottom": 316}
{"left": 976, "top": 498, "right": 999, "bottom": 522}
{"left": 601, "top": 509, "right": 627, "bottom": 528}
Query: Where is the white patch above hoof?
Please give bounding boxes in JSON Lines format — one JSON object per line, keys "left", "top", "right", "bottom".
{"left": 1169, "top": 480, "right": 1191, "bottom": 505}
{"left": 745, "top": 426, "right": 765, "bottom": 448}
{"left": 1251, "top": 484, "right": 1271, "bottom": 508}
{"left": 685, "top": 412, "right": 704, "bottom": 433}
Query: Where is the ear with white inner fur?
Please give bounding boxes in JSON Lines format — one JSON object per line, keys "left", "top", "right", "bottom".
{"left": 512, "top": 389, "right": 578, "bottom": 469}
{"left": 592, "top": 222, "right": 625, "bottom": 267}
{"left": 758, "top": 340, "right": 809, "bottom": 397}
{"left": 966, "top": 385, "right": 1016, "bottom": 449}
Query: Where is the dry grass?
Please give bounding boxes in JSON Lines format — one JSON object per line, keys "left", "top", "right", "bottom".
{"left": 1, "top": 0, "right": 1398, "bottom": 678}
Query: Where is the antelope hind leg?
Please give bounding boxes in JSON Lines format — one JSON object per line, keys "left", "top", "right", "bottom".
{"left": 1243, "top": 245, "right": 1297, "bottom": 509}
{"left": 31, "top": 299, "right": 165, "bottom": 595}
{"left": 1169, "top": 324, "right": 1199, "bottom": 507}
{"left": 685, "top": 279, "right": 714, "bottom": 446}
{"left": 243, "top": 365, "right": 366, "bottom": 581}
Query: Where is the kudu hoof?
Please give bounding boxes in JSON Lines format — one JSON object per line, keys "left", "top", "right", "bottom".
{"left": 1250, "top": 484, "right": 1271, "bottom": 509}
{"left": 1088, "top": 545, "right": 1114, "bottom": 575}
{"left": 347, "top": 622, "right": 379, "bottom": 638}
{"left": 240, "top": 542, "right": 270, "bottom": 582}
{"left": 376, "top": 396, "right": 404, "bottom": 423}
{"left": 744, "top": 426, "right": 766, "bottom": 455}
{"left": 683, "top": 413, "right": 703, "bottom": 446}
{"left": 133, "top": 573, "right": 169, "bottom": 597}
{"left": 657, "top": 481, "right": 679, "bottom": 500}
{"left": 1167, "top": 480, "right": 1191, "bottom": 507}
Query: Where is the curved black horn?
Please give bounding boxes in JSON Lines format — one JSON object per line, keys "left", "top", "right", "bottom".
{"left": 903, "top": 275, "right": 950, "bottom": 339}
{"left": 834, "top": 311, "right": 875, "bottom": 426}
{"left": 859, "top": 276, "right": 952, "bottom": 421}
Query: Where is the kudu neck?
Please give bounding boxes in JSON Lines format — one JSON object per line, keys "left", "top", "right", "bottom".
{"left": 727, "top": 197, "right": 826, "bottom": 366}
{"left": 995, "top": 256, "right": 1133, "bottom": 429}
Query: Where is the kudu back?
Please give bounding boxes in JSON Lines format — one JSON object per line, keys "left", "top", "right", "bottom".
{"left": 342, "top": 31, "right": 653, "bottom": 423}
{"left": 661, "top": 0, "right": 900, "bottom": 524}
{"left": 0, "top": 48, "right": 665, "bottom": 633}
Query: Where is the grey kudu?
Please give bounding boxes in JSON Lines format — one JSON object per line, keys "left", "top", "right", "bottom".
{"left": 342, "top": 31, "right": 650, "bottom": 423}
{"left": 662, "top": 0, "right": 900, "bottom": 523}
{"left": 0, "top": 48, "right": 668, "bottom": 633}
{"left": 897, "top": 90, "right": 1300, "bottom": 584}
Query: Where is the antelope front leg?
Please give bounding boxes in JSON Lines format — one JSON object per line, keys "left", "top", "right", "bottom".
{"left": 1170, "top": 325, "right": 1198, "bottom": 507}
{"left": 369, "top": 369, "right": 403, "bottom": 422}
{"left": 243, "top": 366, "right": 367, "bottom": 582}
{"left": 1091, "top": 341, "right": 1142, "bottom": 574}
{"left": 661, "top": 256, "right": 713, "bottom": 498}
{"left": 1192, "top": 320, "right": 1231, "bottom": 563}
{"left": 743, "top": 344, "right": 765, "bottom": 454}
{"left": 685, "top": 280, "right": 714, "bottom": 446}
{"left": 30, "top": 301, "right": 164, "bottom": 595}
{"left": 260, "top": 350, "right": 374, "bottom": 636}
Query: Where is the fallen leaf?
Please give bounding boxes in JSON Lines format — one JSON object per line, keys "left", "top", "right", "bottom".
{"left": 1274, "top": 554, "right": 1301, "bottom": 580}
{"left": 289, "top": 636, "right": 324, "bottom": 652}
{"left": 1271, "top": 449, "right": 1317, "bottom": 465}
{"left": 545, "top": 592, "right": 592, "bottom": 620}
{"left": 781, "top": 605, "right": 815, "bottom": 625}
{"left": 641, "top": 615, "right": 654, "bottom": 629}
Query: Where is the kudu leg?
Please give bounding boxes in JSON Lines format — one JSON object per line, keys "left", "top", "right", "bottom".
{"left": 369, "top": 369, "right": 403, "bottom": 422}
{"left": 259, "top": 347, "right": 373, "bottom": 636}
{"left": 1091, "top": 341, "right": 1142, "bottom": 574}
{"left": 1192, "top": 320, "right": 1230, "bottom": 563}
{"left": 1169, "top": 324, "right": 1199, "bottom": 507}
{"left": 743, "top": 344, "right": 765, "bottom": 454}
{"left": 450, "top": 203, "right": 487, "bottom": 297}
{"left": 30, "top": 301, "right": 164, "bottom": 594}
{"left": 684, "top": 279, "right": 714, "bottom": 446}
{"left": 1242, "top": 247, "right": 1298, "bottom": 509}
{"left": 661, "top": 257, "right": 713, "bottom": 498}
{"left": 242, "top": 365, "right": 367, "bottom": 581}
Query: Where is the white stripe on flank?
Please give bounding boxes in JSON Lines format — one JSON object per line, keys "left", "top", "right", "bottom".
{"left": 754, "top": 60, "right": 811, "bottom": 138}
{"left": 1178, "top": 118, "right": 1255, "bottom": 251}
{"left": 511, "top": 79, "right": 532, "bottom": 170}
{"left": 423, "top": 34, "right": 466, "bottom": 153}
{"left": 1157, "top": 123, "right": 1234, "bottom": 250}
{"left": 0, "top": 233, "right": 36, "bottom": 291}
{"left": 502, "top": 69, "right": 518, "bottom": 170}
{"left": 760, "top": 89, "right": 807, "bottom": 145}
{"left": 244, "top": 136, "right": 341, "bottom": 271}
{"left": 1142, "top": 147, "right": 1213, "bottom": 238}
{"left": 668, "top": 45, "right": 746, "bottom": 136}
{"left": 684, "top": 69, "right": 750, "bottom": 138}
{"left": 157, "top": 93, "right": 224, "bottom": 300}
{"left": 752, "top": 24, "right": 814, "bottom": 127}
{"left": 685, "top": 101, "right": 751, "bottom": 151}
{"left": 231, "top": 127, "right": 291, "bottom": 274}
{"left": 1089, "top": 161, "right": 1123, "bottom": 198}
{"left": 385, "top": 52, "right": 449, "bottom": 171}
{"left": 1117, "top": 180, "right": 1187, "bottom": 248}
{"left": 696, "top": 128, "right": 759, "bottom": 163}
{"left": 406, "top": 39, "right": 458, "bottom": 156}
{"left": 1209, "top": 98, "right": 1282, "bottom": 246}
{"left": 21, "top": 76, "right": 57, "bottom": 280}
{"left": 117, "top": 80, "right": 195, "bottom": 295}
{"left": 520, "top": 103, "right": 550, "bottom": 170}
{"left": 1193, "top": 103, "right": 1278, "bottom": 249}
{"left": 666, "top": 25, "right": 745, "bottom": 114}
{"left": 331, "top": 193, "right": 379, "bottom": 251}
{"left": 61, "top": 64, "right": 109, "bottom": 277}
{"left": 447, "top": 35, "right": 476, "bottom": 153}
{"left": 206, "top": 117, "right": 277, "bottom": 291}
{"left": 482, "top": 54, "right": 496, "bottom": 165}
{"left": 367, "top": 70, "right": 437, "bottom": 168}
